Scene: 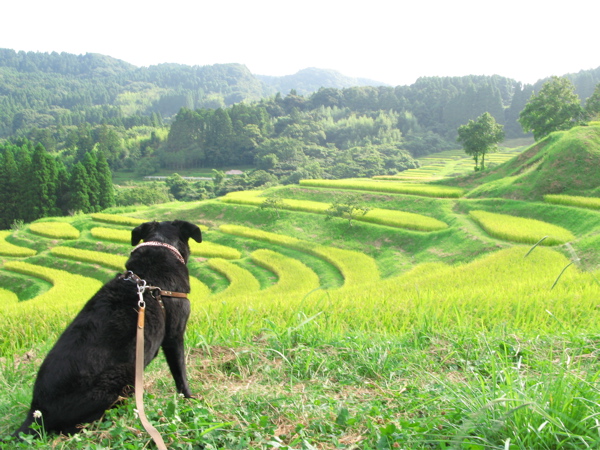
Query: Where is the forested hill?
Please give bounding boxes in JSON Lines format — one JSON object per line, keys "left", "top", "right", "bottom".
{"left": 0, "top": 49, "right": 382, "bottom": 137}
{"left": 1, "top": 47, "right": 600, "bottom": 141}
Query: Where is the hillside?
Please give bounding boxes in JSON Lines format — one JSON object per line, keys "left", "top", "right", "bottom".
{"left": 0, "top": 48, "right": 385, "bottom": 137}
{"left": 1, "top": 124, "right": 600, "bottom": 447}
{"left": 2, "top": 47, "right": 600, "bottom": 142}
{"left": 442, "top": 125, "right": 600, "bottom": 200}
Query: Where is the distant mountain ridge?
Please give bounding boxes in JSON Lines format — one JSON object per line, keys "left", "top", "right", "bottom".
{"left": 257, "top": 67, "right": 387, "bottom": 96}
{"left": 0, "top": 48, "right": 599, "bottom": 140}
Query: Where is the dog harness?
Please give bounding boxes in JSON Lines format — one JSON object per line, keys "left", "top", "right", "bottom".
{"left": 119, "top": 270, "right": 188, "bottom": 314}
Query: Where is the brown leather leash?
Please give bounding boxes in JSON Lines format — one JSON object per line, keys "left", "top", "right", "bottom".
{"left": 135, "top": 295, "right": 167, "bottom": 450}
{"left": 125, "top": 271, "right": 188, "bottom": 450}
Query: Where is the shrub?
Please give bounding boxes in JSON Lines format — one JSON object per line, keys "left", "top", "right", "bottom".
{"left": 469, "top": 210, "right": 575, "bottom": 245}
{"left": 28, "top": 222, "right": 80, "bottom": 240}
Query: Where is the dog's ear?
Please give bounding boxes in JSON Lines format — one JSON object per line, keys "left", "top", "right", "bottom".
{"left": 174, "top": 220, "right": 202, "bottom": 243}
{"left": 131, "top": 222, "right": 155, "bottom": 246}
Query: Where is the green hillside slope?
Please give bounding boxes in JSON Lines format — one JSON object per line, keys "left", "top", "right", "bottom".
{"left": 443, "top": 125, "right": 600, "bottom": 200}
{"left": 1, "top": 125, "right": 600, "bottom": 448}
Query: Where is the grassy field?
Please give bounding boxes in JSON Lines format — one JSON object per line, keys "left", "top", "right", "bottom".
{"left": 0, "top": 127, "right": 600, "bottom": 449}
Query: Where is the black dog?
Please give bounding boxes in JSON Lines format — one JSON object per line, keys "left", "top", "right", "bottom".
{"left": 12, "top": 220, "right": 202, "bottom": 437}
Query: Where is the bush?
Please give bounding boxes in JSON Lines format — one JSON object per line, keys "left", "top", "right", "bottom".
{"left": 114, "top": 182, "right": 173, "bottom": 206}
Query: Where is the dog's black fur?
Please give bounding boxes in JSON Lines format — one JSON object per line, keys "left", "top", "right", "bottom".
{"left": 12, "top": 220, "right": 202, "bottom": 438}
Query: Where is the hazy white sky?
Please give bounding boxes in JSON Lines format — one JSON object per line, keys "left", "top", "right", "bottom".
{"left": 2, "top": 0, "right": 598, "bottom": 86}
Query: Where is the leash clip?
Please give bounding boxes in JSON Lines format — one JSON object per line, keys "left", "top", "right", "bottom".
{"left": 137, "top": 279, "right": 147, "bottom": 309}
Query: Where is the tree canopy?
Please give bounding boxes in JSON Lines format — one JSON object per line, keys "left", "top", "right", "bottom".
{"left": 457, "top": 112, "right": 505, "bottom": 171}
{"left": 518, "top": 76, "right": 584, "bottom": 140}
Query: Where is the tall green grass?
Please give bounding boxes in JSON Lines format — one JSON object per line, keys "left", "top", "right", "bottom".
{"left": 469, "top": 210, "right": 575, "bottom": 245}
{"left": 28, "top": 222, "right": 80, "bottom": 240}
{"left": 208, "top": 258, "right": 261, "bottom": 298}
{"left": 300, "top": 179, "right": 464, "bottom": 198}
{"left": 219, "top": 224, "right": 380, "bottom": 287}
{"left": 544, "top": 194, "right": 600, "bottom": 210}
{"left": 91, "top": 213, "right": 146, "bottom": 226}
{"left": 50, "top": 246, "right": 127, "bottom": 271}
{"left": 1, "top": 261, "right": 103, "bottom": 313}
{"left": 250, "top": 249, "right": 320, "bottom": 295}
{"left": 0, "top": 231, "right": 36, "bottom": 257}
{"left": 90, "top": 227, "right": 241, "bottom": 259}
{"left": 186, "top": 246, "right": 599, "bottom": 338}
{"left": 221, "top": 191, "right": 448, "bottom": 232}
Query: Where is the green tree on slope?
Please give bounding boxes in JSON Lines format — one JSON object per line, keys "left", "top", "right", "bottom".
{"left": 585, "top": 83, "right": 600, "bottom": 120}
{"left": 518, "top": 76, "right": 584, "bottom": 140}
{"left": 457, "top": 112, "right": 505, "bottom": 171}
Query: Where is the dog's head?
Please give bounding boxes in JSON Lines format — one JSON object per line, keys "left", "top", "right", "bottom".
{"left": 131, "top": 220, "right": 202, "bottom": 262}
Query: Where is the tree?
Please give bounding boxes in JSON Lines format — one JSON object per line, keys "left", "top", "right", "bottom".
{"left": 260, "top": 195, "right": 286, "bottom": 218}
{"left": 82, "top": 152, "right": 100, "bottom": 211}
{"left": 0, "top": 148, "right": 20, "bottom": 228}
{"left": 68, "top": 162, "right": 91, "bottom": 213}
{"left": 518, "top": 76, "right": 584, "bottom": 140}
{"left": 585, "top": 83, "right": 600, "bottom": 120}
{"left": 325, "top": 194, "right": 371, "bottom": 228}
{"left": 96, "top": 151, "right": 115, "bottom": 210}
{"left": 26, "top": 144, "right": 59, "bottom": 220}
{"left": 457, "top": 112, "right": 505, "bottom": 171}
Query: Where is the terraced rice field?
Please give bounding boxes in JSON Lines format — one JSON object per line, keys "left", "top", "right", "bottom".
{"left": 375, "top": 147, "right": 526, "bottom": 181}
{"left": 2, "top": 139, "right": 600, "bottom": 449}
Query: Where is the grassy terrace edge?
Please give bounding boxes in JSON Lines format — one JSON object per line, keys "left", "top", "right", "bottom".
{"left": 299, "top": 179, "right": 465, "bottom": 198}
{"left": 220, "top": 191, "right": 449, "bottom": 232}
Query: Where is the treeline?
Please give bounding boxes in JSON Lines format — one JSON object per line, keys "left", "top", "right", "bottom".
{"left": 0, "top": 49, "right": 265, "bottom": 137}
{"left": 3, "top": 48, "right": 600, "bottom": 143}
{"left": 160, "top": 97, "right": 420, "bottom": 182}
{"left": 0, "top": 141, "right": 114, "bottom": 229}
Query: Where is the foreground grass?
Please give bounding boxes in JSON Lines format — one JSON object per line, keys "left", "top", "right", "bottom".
{"left": 1, "top": 243, "right": 599, "bottom": 448}
{"left": 1, "top": 328, "right": 599, "bottom": 449}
